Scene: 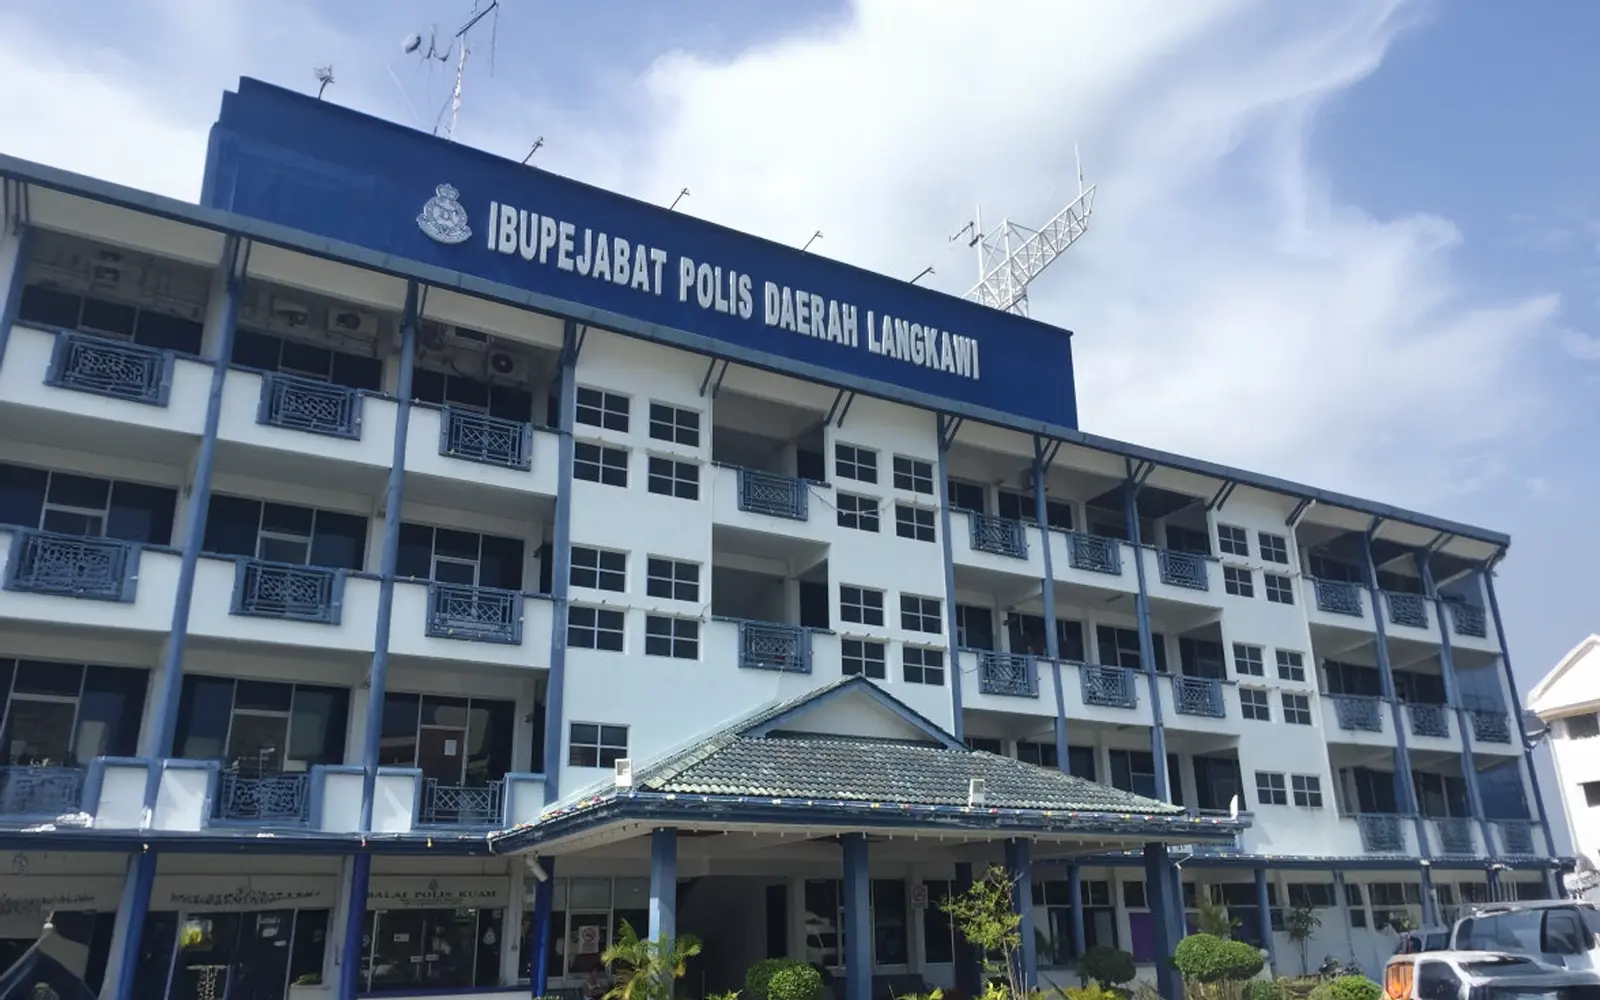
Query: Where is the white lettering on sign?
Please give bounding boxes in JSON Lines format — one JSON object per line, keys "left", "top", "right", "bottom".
{"left": 479, "top": 197, "right": 981, "bottom": 383}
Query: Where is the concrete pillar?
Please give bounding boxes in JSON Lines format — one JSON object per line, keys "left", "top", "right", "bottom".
{"left": 1067, "top": 863, "right": 1087, "bottom": 959}
{"left": 841, "top": 834, "right": 871, "bottom": 1000}
{"left": 650, "top": 829, "right": 678, "bottom": 944}
{"left": 530, "top": 857, "right": 557, "bottom": 993}
{"left": 1144, "top": 844, "right": 1182, "bottom": 1000}
{"left": 1005, "top": 839, "right": 1037, "bottom": 990}
{"left": 1255, "top": 867, "right": 1277, "bottom": 972}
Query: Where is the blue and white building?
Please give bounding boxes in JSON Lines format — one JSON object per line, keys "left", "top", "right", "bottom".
{"left": 0, "top": 78, "right": 1566, "bottom": 1000}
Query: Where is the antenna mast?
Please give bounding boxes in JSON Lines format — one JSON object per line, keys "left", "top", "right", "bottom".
{"left": 958, "top": 147, "right": 1097, "bottom": 317}
{"left": 404, "top": 1, "right": 499, "bottom": 142}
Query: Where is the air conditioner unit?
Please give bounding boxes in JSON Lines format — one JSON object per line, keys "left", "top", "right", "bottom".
{"left": 272, "top": 297, "right": 311, "bottom": 328}
{"left": 614, "top": 758, "right": 634, "bottom": 788}
{"left": 327, "top": 307, "right": 378, "bottom": 338}
{"left": 967, "top": 778, "right": 987, "bottom": 807}
{"left": 486, "top": 349, "right": 529, "bottom": 382}
{"left": 445, "top": 325, "right": 490, "bottom": 350}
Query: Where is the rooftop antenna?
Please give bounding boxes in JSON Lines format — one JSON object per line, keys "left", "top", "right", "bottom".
{"left": 669, "top": 188, "right": 691, "bottom": 212}
{"left": 910, "top": 266, "right": 934, "bottom": 285}
{"left": 313, "top": 66, "right": 335, "bottom": 100}
{"left": 802, "top": 230, "right": 824, "bottom": 253}
{"left": 403, "top": 1, "right": 501, "bottom": 142}
{"left": 521, "top": 137, "right": 545, "bottom": 165}
{"left": 957, "top": 144, "right": 1097, "bottom": 317}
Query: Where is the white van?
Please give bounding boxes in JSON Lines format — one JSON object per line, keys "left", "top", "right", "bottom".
{"left": 1451, "top": 902, "right": 1600, "bottom": 972}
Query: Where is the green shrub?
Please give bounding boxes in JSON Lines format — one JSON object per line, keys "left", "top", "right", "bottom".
{"left": 1173, "top": 934, "right": 1266, "bottom": 984}
{"left": 1064, "top": 985, "right": 1119, "bottom": 1000}
{"left": 1307, "top": 984, "right": 1335, "bottom": 1000}
{"left": 1079, "top": 946, "right": 1137, "bottom": 989}
{"left": 767, "top": 964, "right": 823, "bottom": 1000}
{"left": 746, "top": 960, "right": 809, "bottom": 1000}
{"left": 1277, "top": 977, "right": 1322, "bottom": 1000}
{"left": 1327, "top": 977, "right": 1380, "bottom": 1000}
{"left": 1245, "top": 981, "right": 1285, "bottom": 1000}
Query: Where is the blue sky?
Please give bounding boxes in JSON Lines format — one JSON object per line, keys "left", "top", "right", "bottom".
{"left": 2, "top": 0, "right": 1595, "bottom": 842}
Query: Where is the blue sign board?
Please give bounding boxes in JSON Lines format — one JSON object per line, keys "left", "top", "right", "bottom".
{"left": 202, "top": 79, "right": 1078, "bottom": 429}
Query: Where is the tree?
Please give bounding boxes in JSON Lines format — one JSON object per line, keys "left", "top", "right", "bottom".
{"left": 941, "top": 864, "right": 1025, "bottom": 1000}
{"left": 1285, "top": 906, "right": 1322, "bottom": 975}
{"left": 1195, "top": 897, "right": 1239, "bottom": 939}
{"left": 601, "top": 920, "right": 703, "bottom": 1000}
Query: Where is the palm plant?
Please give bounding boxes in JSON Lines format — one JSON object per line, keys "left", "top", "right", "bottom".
{"left": 601, "top": 919, "right": 703, "bottom": 1000}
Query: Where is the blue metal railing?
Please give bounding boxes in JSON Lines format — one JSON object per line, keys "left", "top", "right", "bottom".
{"left": 968, "top": 514, "right": 1027, "bottom": 559}
{"left": 736, "top": 620, "right": 810, "bottom": 673}
{"left": 1385, "top": 591, "right": 1429, "bottom": 629}
{"left": 1068, "top": 533, "right": 1122, "bottom": 575}
{"left": 736, "top": 468, "right": 809, "bottom": 521}
{"left": 1357, "top": 813, "right": 1405, "bottom": 853}
{"left": 1171, "top": 676, "right": 1225, "bottom": 718}
{"left": 1333, "top": 695, "right": 1384, "bottom": 733}
{"left": 1433, "top": 817, "right": 1475, "bottom": 855}
{"left": 420, "top": 779, "right": 504, "bottom": 826}
{"left": 45, "top": 331, "right": 173, "bottom": 406}
{"left": 1158, "top": 550, "right": 1209, "bottom": 591}
{"left": 230, "top": 559, "right": 345, "bottom": 624}
{"left": 1470, "top": 709, "right": 1512, "bottom": 744}
{"left": 0, "top": 765, "right": 85, "bottom": 818}
{"left": 256, "top": 372, "right": 363, "bottom": 439}
{"left": 1081, "top": 663, "right": 1138, "bottom": 709}
{"left": 1313, "top": 579, "right": 1363, "bottom": 617}
{"left": 1407, "top": 702, "right": 1450, "bottom": 739}
{"left": 1448, "top": 602, "right": 1488, "bottom": 639}
{"left": 2, "top": 530, "right": 139, "bottom": 602}
{"left": 439, "top": 406, "right": 533, "bottom": 470}
{"left": 426, "top": 583, "right": 523, "bottom": 644}
{"left": 976, "top": 651, "right": 1038, "bottom": 698}
{"left": 1497, "top": 821, "right": 1535, "bottom": 855}
{"left": 215, "top": 771, "right": 310, "bottom": 823}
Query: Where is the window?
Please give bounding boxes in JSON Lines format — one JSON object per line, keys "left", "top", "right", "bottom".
{"left": 1109, "top": 749, "right": 1182, "bottom": 804}
{"left": 947, "top": 480, "right": 985, "bottom": 512}
{"left": 895, "top": 503, "right": 935, "bottom": 542}
{"left": 0, "top": 463, "right": 177, "bottom": 545}
{"left": 1566, "top": 714, "right": 1600, "bottom": 740}
{"left": 1282, "top": 693, "right": 1312, "bottom": 725}
{"left": 568, "top": 723, "right": 628, "bottom": 768}
{"left": 411, "top": 362, "right": 532, "bottom": 422}
{"left": 1232, "top": 643, "right": 1265, "bottom": 678}
{"left": 568, "top": 606, "right": 625, "bottom": 651}
{"left": 1256, "top": 771, "right": 1288, "bottom": 806}
{"left": 575, "top": 386, "right": 630, "bottom": 432}
{"left": 803, "top": 878, "right": 910, "bottom": 968}
{"left": 646, "top": 558, "right": 699, "bottom": 602}
{"left": 398, "top": 524, "right": 525, "bottom": 589}
{"left": 570, "top": 547, "right": 626, "bottom": 592}
{"left": 1240, "top": 688, "right": 1271, "bottom": 722}
{"left": 646, "top": 456, "right": 699, "bottom": 500}
{"left": 644, "top": 616, "right": 699, "bottom": 659}
{"left": 903, "top": 646, "right": 944, "bottom": 686}
{"left": 1287, "top": 883, "right": 1336, "bottom": 909}
{"left": 375, "top": 692, "right": 516, "bottom": 786}
{"left": 1276, "top": 649, "right": 1306, "bottom": 682}
{"left": 523, "top": 877, "right": 650, "bottom": 985}
{"left": 1218, "top": 524, "right": 1249, "bottom": 557}
{"left": 836, "top": 492, "right": 880, "bottom": 532}
{"left": 18, "top": 254, "right": 207, "bottom": 355}
{"left": 900, "top": 595, "right": 942, "bottom": 633}
{"left": 892, "top": 456, "right": 933, "bottom": 494}
{"left": 204, "top": 495, "right": 367, "bottom": 570}
{"left": 965, "top": 736, "right": 1004, "bottom": 754}
{"left": 922, "top": 880, "right": 958, "bottom": 964}
{"left": 997, "top": 490, "right": 1074, "bottom": 531}
{"left": 648, "top": 402, "right": 700, "bottom": 446}
{"left": 842, "top": 639, "right": 887, "bottom": 680}
{"left": 1223, "top": 565, "right": 1254, "bottom": 598}
{"left": 1096, "top": 625, "right": 1166, "bottom": 672}
{"left": 232, "top": 328, "right": 383, "bottom": 391}
{"left": 174, "top": 676, "right": 350, "bottom": 776}
{"left": 361, "top": 908, "right": 502, "bottom": 993}
{"left": 840, "top": 586, "right": 886, "bottom": 627}
{"left": 1264, "top": 573, "right": 1295, "bottom": 604}
{"left": 1018, "top": 741, "right": 1058, "bottom": 768}
{"left": 1292, "top": 774, "right": 1324, "bottom": 808}
{"left": 0, "top": 659, "right": 148, "bottom": 768}
{"left": 1034, "top": 879, "right": 1116, "bottom": 963}
{"left": 574, "top": 442, "right": 629, "bottom": 487}
{"left": 834, "top": 444, "right": 878, "bottom": 484}
{"left": 1259, "top": 532, "right": 1289, "bottom": 564}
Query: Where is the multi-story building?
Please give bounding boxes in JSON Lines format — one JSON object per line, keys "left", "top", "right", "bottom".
{"left": 0, "top": 78, "right": 1564, "bottom": 1000}
{"left": 1528, "top": 635, "right": 1600, "bottom": 900}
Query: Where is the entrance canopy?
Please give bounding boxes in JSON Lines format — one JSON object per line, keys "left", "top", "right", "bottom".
{"left": 489, "top": 677, "right": 1245, "bottom": 859}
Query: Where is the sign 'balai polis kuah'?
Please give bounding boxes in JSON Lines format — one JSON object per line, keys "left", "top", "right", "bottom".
{"left": 419, "top": 185, "right": 982, "bottom": 382}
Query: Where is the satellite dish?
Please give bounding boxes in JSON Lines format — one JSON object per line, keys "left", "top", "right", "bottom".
{"left": 402, "top": 33, "right": 423, "bottom": 54}
{"left": 1228, "top": 795, "right": 1240, "bottom": 820}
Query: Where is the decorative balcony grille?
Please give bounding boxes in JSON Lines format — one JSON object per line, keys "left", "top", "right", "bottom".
{"left": 1081, "top": 664, "right": 1138, "bottom": 709}
{"left": 736, "top": 469, "right": 809, "bottom": 521}
{"left": 421, "top": 779, "right": 504, "bottom": 826}
{"left": 215, "top": 771, "right": 310, "bottom": 823}
{"left": 1448, "top": 602, "right": 1488, "bottom": 639}
{"left": 440, "top": 407, "right": 532, "bottom": 470}
{"left": 969, "top": 514, "right": 1027, "bottom": 559}
{"left": 1470, "top": 710, "right": 1512, "bottom": 744}
{"left": 1158, "top": 550, "right": 1209, "bottom": 591}
{"left": 426, "top": 583, "right": 523, "bottom": 644}
{"left": 1407, "top": 702, "right": 1450, "bottom": 739}
{"left": 1434, "top": 817, "right": 1475, "bottom": 855}
{"left": 1334, "top": 695, "right": 1384, "bottom": 732}
{"left": 1313, "top": 579, "right": 1363, "bottom": 617}
{"left": 1497, "top": 821, "right": 1535, "bottom": 855}
{"left": 738, "top": 620, "right": 809, "bottom": 673}
{"left": 1172, "top": 676, "right": 1225, "bottom": 718}
{"left": 1068, "top": 533, "right": 1121, "bottom": 575}
{"left": 977, "top": 652, "right": 1038, "bottom": 698}
{"left": 1358, "top": 814, "right": 1405, "bottom": 853}
{"left": 2, "top": 530, "right": 138, "bottom": 602}
{"left": 45, "top": 331, "right": 172, "bottom": 405}
{"left": 256, "top": 372, "right": 363, "bottom": 439}
{"left": 0, "top": 765, "right": 85, "bottom": 817}
{"left": 1385, "top": 592, "right": 1429, "bottom": 629}
{"left": 231, "top": 559, "right": 344, "bottom": 624}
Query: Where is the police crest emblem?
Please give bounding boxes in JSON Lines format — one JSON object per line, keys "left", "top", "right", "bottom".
{"left": 417, "top": 183, "right": 472, "bottom": 245}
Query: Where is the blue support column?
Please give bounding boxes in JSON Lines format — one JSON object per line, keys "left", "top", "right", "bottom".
{"left": 1255, "top": 868, "right": 1277, "bottom": 972}
{"left": 953, "top": 862, "right": 981, "bottom": 996}
{"left": 358, "top": 281, "right": 419, "bottom": 830}
{"left": 1419, "top": 866, "right": 1438, "bottom": 928}
{"left": 1067, "top": 863, "right": 1086, "bottom": 959}
{"left": 1486, "top": 865, "right": 1503, "bottom": 903}
{"left": 1143, "top": 844, "right": 1181, "bottom": 1000}
{"left": 530, "top": 857, "right": 556, "bottom": 993}
{"left": 1332, "top": 870, "right": 1354, "bottom": 972}
{"left": 936, "top": 414, "right": 966, "bottom": 740}
{"left": 1033, "top": 437, "right": 1069, "bottom": 771}
{"left": 841, "top": 834, "right": 871, "bottom": 1000}
{"left": 1124, "top": 462, "right": 1170, "bottom": 801}
{"left": 650, "top": 829, "right": 678, "bottom": 944}
{"left": 1362, "top": 524, "right": 1429, "bottom": 857}
{"left": 1482, "top": 560, "right": 1561, "bottom": 859}
{"left": 541, "top": 318, "right": 581, "bottom": 801}
{"left": 108, "top": 850, "right": 156, "bottom": 1000}
{"left": 0, "top": 221, "right": 33, "bottom": 364}
{"left": 1006, "top": 839, "right": 1037, "bottom": 990}
{"left": 1171, "top": 865, "right": 1187, "bottom": 944}
{"left": 340, "top": 854, "right": 372, "bottom": 1000}
{"left": 1419, "top": 553, "right": 1493, "bottom": 855}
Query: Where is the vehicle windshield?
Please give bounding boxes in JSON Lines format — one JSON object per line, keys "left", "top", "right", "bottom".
{"left": 1457, "top": 911, "right": 1547, "bottom": 954}
{"left": 1482, "top": 987, "right": 1600, "bottom": 1000}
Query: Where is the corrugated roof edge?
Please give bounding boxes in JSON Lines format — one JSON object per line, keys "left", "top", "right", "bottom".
{"left": 0, "top": 153, "right": 1510, "bottom": 550}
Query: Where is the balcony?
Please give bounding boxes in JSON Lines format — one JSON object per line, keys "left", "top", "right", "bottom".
{"left": 969, "top": 514, "right": 1028, "bottom": 560}
{"left": 425, "top": 583, "right": 523, "bottom": 644}
{"left": 976, "top": 651, "right": 1038, "bottom": 698}
{"left": 1333, "top": 695, "right": 1385, "bottom": 733}
{"left": 733, "top": 619, "right": 811, "bottom": 673}
{"left": 1067, "top": 533, "right": 1122, "bottom": 575}
{"left": 1470, "top": 709, "right": 1513, "bottom": 745}
{"left": 214, "top": 771, "right": 310, "bottom": 824}
{"left": 0, "top": 765, "right": 85, "bottom": 819}
{"left": 257, "top": 371, "right": 363, "bottom": 439}
{"left": 1447, "top": 602, "right": 1489, "bottom": 640}
{"left": 1081, "top": 663, "right": 1139, "bottom": 709}
{"left": 2, "top": 531, "right": 140, "bottom": 602}
{"left": 1433, "top": 817, "right": 1476, "bottom": 856}
{"left": 1357, "top": 813, "right": 1406, "bottom": 853}
{"left": 1157, "top": 550, "right": 1209, "bottom": 591}
{"left": 231, "top": 559, "right": 345, "bottom": 624}
{"left": 1312, "top": 579, "right": 1364, "bottom": 617}
{"left": 1407, "top": 702, "right": 1451, "bottom": 739}
{"left": 737, "top": 468, "right": 809, "bottom": 521}
{"left": 45, "top": 331, "right": 174, "bottom": 406}
{"left": 1171, "top": 676, "right": 1225, "bottom": 718}
{"left": 1385, "top": 592, "right": 1429, "bottom": 630}
{"left": 1496, "top": 820, "right": 1536, "bottom": 855}
{"left": 438, "top": 406, "right": 533, "bottom": 470}
{"left": 419, "top": 779, "right": 504, "bottom": 827}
